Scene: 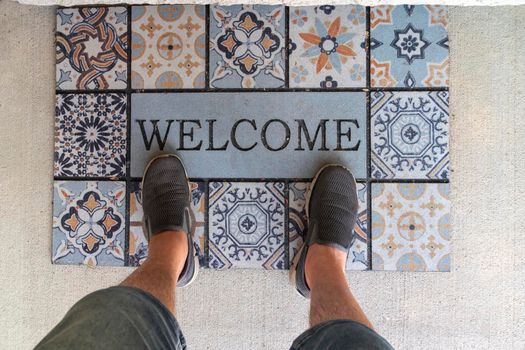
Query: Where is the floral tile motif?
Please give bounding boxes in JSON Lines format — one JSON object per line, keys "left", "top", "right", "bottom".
{"left": 289, "top": 182, "right": 368, "bottom": 270}
{"left": 52, "top": 181, "right": 126, "bottom": 266}
{"left": 370, "top": 5, "right": 449, "bottom": 87}
{"left": 209, "top": 5, "right": 286, "bottom": 88}
{"left": 54, "top": 94, "right": 127, "bottom": 178}
{"left": 371, "top": 91, "right": 449, "bottom": 180}
{"left": 56, "top": 7, "right": 128, "bottom": 90}
{"left": 128, "top": 181, "right": 207, "bottom": 267}
{"left": 208, "top": 182, "right": 286, "bottom": 269}
{"left": 371, "top": 183, "right": 451, "bottom": 271}
{"left": 131, "top": 5, "right": 206, "bottom": 89}
{"left": 289, "top": 5, "right": 366, "bottom": 88}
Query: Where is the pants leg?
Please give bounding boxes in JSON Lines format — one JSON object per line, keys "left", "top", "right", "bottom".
{"left": 35, "top": 286, "right": 186, "bottom": 350}
{"left": 290, "top": 319, "right": 394, "bottom": 350}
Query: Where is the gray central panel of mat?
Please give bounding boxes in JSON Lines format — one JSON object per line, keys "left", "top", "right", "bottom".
{"left": 131, "top": 92, "right": 367, "bottom": 178}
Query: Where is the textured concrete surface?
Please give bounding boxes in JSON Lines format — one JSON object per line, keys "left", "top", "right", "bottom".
{"left": 0, "top": 2, "right": 524, "bottom": 349}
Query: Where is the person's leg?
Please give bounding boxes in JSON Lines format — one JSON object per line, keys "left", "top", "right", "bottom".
{"left": 36, "top": 155, "right": 196, "bottom": 350}
{"left": 305, "top": 244, "right": 372, "bottom": 329}
{"left": 290, "top": 165, "right": 393, "bottom": 349}
{"left": 121, "top": 229, "right": 187, "bottom": 314}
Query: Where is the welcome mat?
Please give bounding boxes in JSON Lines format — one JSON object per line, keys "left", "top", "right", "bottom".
{"left": 52, "top": 4, "right": 451, "bottom": 271}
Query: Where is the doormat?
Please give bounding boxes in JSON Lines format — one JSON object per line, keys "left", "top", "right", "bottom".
{"left": 52, "top": 4, "right": 451, "bottom": 271}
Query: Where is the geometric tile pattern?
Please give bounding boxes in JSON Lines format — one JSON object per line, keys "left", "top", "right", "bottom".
{"left": 52, "top": 181, "right": 126, "bottom": 266}
{"left": 131, "top": 5, "right": 206, "bottom": 89}
{"left": 54, "top": 94, "right": 127, "bottom": 177}
{"left": 371, "top": 91, "right": 449, "bottom": 180}
{"left": 289, "top": 182, "right": 369, "bottom": 270}
{"left": 289, "top": 5, "right": 367, "bottom": 88}
{"left": 370, "top": 5, "right": 449, "bottom": 88}
{"left": 56, "top": 7, "right": 128, "bottom": 90}
{"left": 209, "top": 5, "right": 286, "bottom": 88}
{"left": 127, "top": 181, "right": 207, "bottom": 267}
{"left": 128, "top": 182, "right": 148, "bottom": 267}
{"left": 53, "top": 5, "right": 452, "bottom": 272}
{"left": 371, "top": 183, "right": 451, "bottom": 271}
{"left": 208, "top": 182, "right": 286, "bottom": 269}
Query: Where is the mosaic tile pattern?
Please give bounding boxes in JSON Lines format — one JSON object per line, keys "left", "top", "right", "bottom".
{"left": 131, "top": 5, "right": 206, "bottom": 89}
{"left": 371, "top": 183, "right": 451, "bottom": 271}
{"left": 209, "top": 5, "right": 286, "bottom": 88}
{"left": 289, "top": 5, "right": 366, "bottom": 88}
{"left": 128, "top": 182, "right": 147, "bottom": 266}
{"left": 54, "top": 94, "right": 127, "bottom": 177}
{"left": 52, "top": 5, "right": 452, "bottom": 272}
{"left": 128, "top": 181, "right": 207, "bottom": 267}
{"left": 370, "top": 5, "right": 449, "bottom": 87}
{"left": 289, "top": 182, "right": 369, "bottom": 270}
{"left": 209, "top": 182, "right": 286, "bottom": 269}
{"left": 56, "top": 7, "right": 128, "bottom": 90}
{"left": 371, "top": 91, "right": 449, "bottom": 180}
{"left": 52, "top": 181, "right": 126, "bottom": 266}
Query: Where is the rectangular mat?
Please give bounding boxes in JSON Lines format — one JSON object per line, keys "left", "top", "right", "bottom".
{"left": 52, "top": 5, "right": 451, "bottom": 272}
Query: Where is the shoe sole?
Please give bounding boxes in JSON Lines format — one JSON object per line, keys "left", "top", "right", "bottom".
{"left": 289, "top": 164, "right": 355, "bottom": 296}
{"left": 141, "top": 154, "right": 200, "bottom": 288}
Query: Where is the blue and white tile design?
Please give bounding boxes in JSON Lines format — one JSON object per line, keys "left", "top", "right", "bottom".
{"left": 370, "top": 5, "right": 449, "bottom": 87}
{"left": 128, "top": 181, "right": 207, "bottom": 267}
{"left": 54, "top": 94, "right": 127, "bottom": 178}
{"left": 52, "top": 181, "right": 126, "bottom": 266}
{"left": 208, "top": 182, "right": 286, "bottom": 269}
{"left": 289, "top": 182, "right": 369, "bottom": 270}
{"left": 209, "top": 5, "right": 286, "bottom": 88}
{"left": 289, "top": 5, "right": 366, "bottom": 88}
{"left": 371, "top": 91, "right": 449, "bottom": 180}
{"left": 371, "top": 183, "right": 451, "bottom": 271}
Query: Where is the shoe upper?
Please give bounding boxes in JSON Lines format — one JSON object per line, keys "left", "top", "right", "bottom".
{"left": 307, "top": 165, "right": 358, "bottom": 252}
{"left": 142, "top": 155, "right": 191, "bottom": 240}
{"left": 142, "top": 155, "right": 196, "bottom": 288}
{"left": 293, "top": 165, "right": 359, "bottom": 298}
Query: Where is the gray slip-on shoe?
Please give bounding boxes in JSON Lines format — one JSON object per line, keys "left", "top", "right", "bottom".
{"left": 290, "top": 164, "right": 359, "bottom": 298}
{"left": 142, "top": 154, "right": 198, "bottom": 288}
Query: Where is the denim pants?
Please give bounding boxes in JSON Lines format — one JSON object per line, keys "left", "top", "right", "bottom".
{"left": 36, "top": 286, "right": 393, "bottom": 350}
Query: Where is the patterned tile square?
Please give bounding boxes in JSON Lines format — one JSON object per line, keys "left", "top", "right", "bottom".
{"left": 128, "top": 181, "right": 207, "bottom": 267}
{"left": 209, "top": 5, "right": 286, "bottom": 88}
{"left": 371, "top": 183, "right": 451, "bottom": 271}
{"left": 289, "top": 5, "right": 366, "bottom": 88}
{"left": 289, "top": 182, "right": 369, "bottom": 270}
{"left": 131, "top": 5, "right": 206, "bottom": 89}
{"left": 370, "top": 5, "right": 449, "bottom": 87}
{"left": 208, "top": 182, "right": 286, "bottom": 269}
{"left": 371, "top": 91, "right": 449, "bottom": 180}
{"left": 54, "top": 94, "right": 127, "bottom": 178}
{"left": 52, "top": 181, "right": 126, "bottom": 266}
{"left": 56, "top": 7, "right": 128, "bottom": 90}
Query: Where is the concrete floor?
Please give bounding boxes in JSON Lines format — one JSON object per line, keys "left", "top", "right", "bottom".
{"left": 0, "top": 1, "right": 524, "bottom": 349}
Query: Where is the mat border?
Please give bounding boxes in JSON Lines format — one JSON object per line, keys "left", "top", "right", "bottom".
{"left": 53, "top": 4, "right": 450, "bottom": 270}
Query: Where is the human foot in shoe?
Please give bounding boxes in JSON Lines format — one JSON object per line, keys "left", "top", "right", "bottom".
{"left": 142, "top": 154, "right": 198, "bottom": 287}
{"left": 290, "top": 165, "right": 359, "bottom": 298}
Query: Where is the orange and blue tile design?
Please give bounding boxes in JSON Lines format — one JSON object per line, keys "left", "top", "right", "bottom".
{"left": 370, "top": 5, "right": 449, "bottom": 88}
{"left": 371, "top": 183, "right": 451, "bottom": 271}
{"left": 53, "top": 5, "right": 451, "bottom": 271}
{"left": 131, "top": 5, "right": 206, "bottom": 89}
{"left": 52, "top": 181, "right": 126, "bottom": 266}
